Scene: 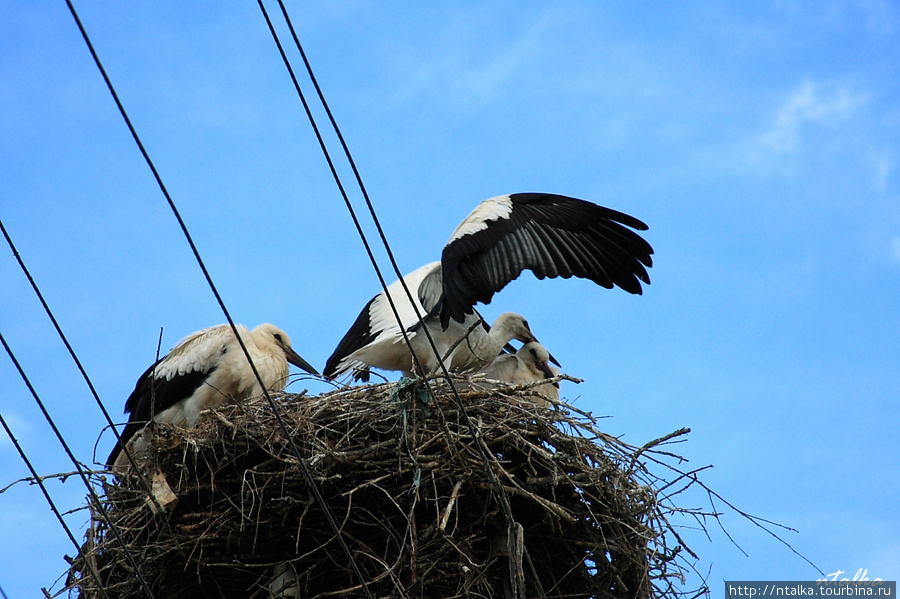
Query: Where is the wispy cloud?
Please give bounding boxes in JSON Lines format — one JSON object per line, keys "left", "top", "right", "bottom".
{"left": 871, "top": 150, "right": 893, "bottom": 193}
{"left": 827, "top": 0, "right": 897, "bottom": 37}
{"left": 0, "top": 411, "right": 32, "bottom": 453}
{"left": 759, "top": 80, "right": 868, "bottom": 153}
{"left": 385, "top": 7, "right": 576, "bottom": 111}
{"left": 891, "top": 237, "right": 900, "bottom": 265}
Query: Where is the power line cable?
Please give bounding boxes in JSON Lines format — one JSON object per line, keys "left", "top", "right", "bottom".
{"left": 267, "top": 2, "right": 498, "bottom": 405}
{"left": 0, "top": 219, "right": 184, "bottom": 534}
{"left": 62, "top": 2, "right": 373, "bottom": 595}
{"left": 270, "top": 0, "right": 516, "bottom": 501}
{"left": 271, "top": 0, "right": 435, "bottom": 321}
{"left": 257, "top": 0, "right": 430, "bottom": 380}
{"left": 0, "top": 413, "right": 109, "bottom": 599}
{"left": 0, "top": 331, "right": 151, "bottom": 599}
{"left": 265, "top": 6, "right": 542, "bottom": 594}
{"left": 265, "top": 0, "right": 471, "bottom": 416}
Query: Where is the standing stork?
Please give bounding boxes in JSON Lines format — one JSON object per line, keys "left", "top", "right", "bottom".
{"left": 324, "top": 192, "right": 652, "bottom": 381}
{"left": 107, "top": 323, "right": 317, "bottom": 469}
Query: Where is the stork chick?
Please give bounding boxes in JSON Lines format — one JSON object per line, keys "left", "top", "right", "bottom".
{"left": 478, "top": 341, "right": 560, "bottom": 407}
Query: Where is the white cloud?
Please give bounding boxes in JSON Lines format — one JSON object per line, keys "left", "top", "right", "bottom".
{"left": 386, "top": 6, "right": 575, "bottom": 110}
{"left": 871, "top": 151, "right": 892, "bottom": 193}
{"left": 0, "top": 411, "right": 33, "bottom": 453}
{"left": 759, "top": 80, "right": 868, "bottom": 153}
{"left": 891, "top": 237, "right": 900, "bottom": 265}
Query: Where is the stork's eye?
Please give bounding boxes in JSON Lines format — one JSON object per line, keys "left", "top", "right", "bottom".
{"left": 530, "top": 348, "right": 538, "bottom": 357}
{"left": 522, "top": 319, "right": 530, "bottom": 329}
{"left": 274, "top": 333, "right": 284, "bottom": 343}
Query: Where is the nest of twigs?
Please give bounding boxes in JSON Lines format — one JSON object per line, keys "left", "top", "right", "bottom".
{"left": 67, "top": 378, "right": 699, "bottom": 599}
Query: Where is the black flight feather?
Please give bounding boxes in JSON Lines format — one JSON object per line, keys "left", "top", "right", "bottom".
{"left": 440, "top": 193, "right": 653, "bottom": 327}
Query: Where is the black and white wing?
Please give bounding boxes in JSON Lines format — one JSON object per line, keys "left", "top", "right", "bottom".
{"left": 439, "top": 193, "right": 653, "bottom": 326}
{"left": 323, "top": 262, "right": 440, "bottom": 381}
{"left": 322, "top": 293, "right": 382, "bottom": 381}
{"left": 106, "top": 326, "right": 231, "bottom": 466}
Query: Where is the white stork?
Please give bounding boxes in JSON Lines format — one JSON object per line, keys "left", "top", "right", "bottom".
{"left": 107, "top": 323, "right": 317, "bottom": 469}
{"left": 324, "top": 261, "right": 541, "bottom": 380}
{"left": 324, "top": 192, "right": 652, "bottom": 381}
{"left": 478, "top": 341, "right": 560, "bottom": 406}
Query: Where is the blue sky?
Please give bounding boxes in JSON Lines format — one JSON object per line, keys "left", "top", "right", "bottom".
{"left": 2, "top": 1, "right": 898, "bottom": 595}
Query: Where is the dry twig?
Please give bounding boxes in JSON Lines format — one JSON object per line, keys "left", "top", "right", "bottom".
{"left": 65, "top": 380, "right": 717, "bottom": 599}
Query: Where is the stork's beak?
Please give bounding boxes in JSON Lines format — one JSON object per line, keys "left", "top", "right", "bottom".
{"left": 285, "top": 347, "right": 319, "bottom": 376}
{"left": 525, "top": 334, "right": 559, "bottom": 366}
{"left": 535, "top": 358, "right": 553, "bottom": 380}
{"left": 536, "top": 359, "right": 560, "bottom": 389}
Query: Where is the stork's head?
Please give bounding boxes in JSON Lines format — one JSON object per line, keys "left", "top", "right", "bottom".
{"left": 493, "top": 312, "right": 537, "bottom": 345}
{"left": 253, "top": 324, "right": 319, "bottom": 376}
{"left": 519, "top": 341, "right": 559, "bottom": 388}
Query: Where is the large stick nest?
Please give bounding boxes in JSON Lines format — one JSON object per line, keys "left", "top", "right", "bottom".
{"left": 68, "top": 379, "right": 697, "bottom": 598}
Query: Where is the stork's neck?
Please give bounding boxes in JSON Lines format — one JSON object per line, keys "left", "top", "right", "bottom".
{"left": 485, "top": 326, "right": 513, "bottom": 357}
{"left": 441, "top": 317, "right": 505, "bottom": 371}
{"left": 467, "top": 319, "right": 519, "bottom": 366}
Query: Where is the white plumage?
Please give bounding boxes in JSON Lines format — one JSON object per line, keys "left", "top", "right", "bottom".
{"left": 324, "top": 262, "right": 538, "bottom": 380}
{"left": 446, "top": 195, "right": 514, "bottom": 244}
{"left": 478, "top": 341, "right": 560, "bottom": 407}
{"left": 324, "top": 192, "right": 652, "bottom": 382}
{"left": 107, "top": 323, "right": 317, "bottom": 469}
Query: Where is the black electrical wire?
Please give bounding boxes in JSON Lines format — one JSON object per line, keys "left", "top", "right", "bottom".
{"left": 0, "top": 219, "right": 183, "bottom": 532}
{"left": 268, "top": 2, "right": 498, "bottom": 413}
{"left": 257, "top": 0, "right": 430, "bottom": 382}
{"left": 0, "top": 413, "right": 110, "bottom": 599}
{"left": 272, "top": 0, "right": 436, "bottom": 327}
{"left": 0, "top": 331, "right": 154, "bottom": 599}
{"left": 264, "top": 6, "right": 542, "bottom": 594}
{"left": 62, "top": 2, "right": 373, "bottom": 595}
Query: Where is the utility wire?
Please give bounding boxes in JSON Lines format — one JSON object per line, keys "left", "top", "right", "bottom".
{"left": 270, "top": 5, "right": 523, "bottom": 592}
{"left": 266, "top": 5, "right": 540, "bottom": 594}
{"left": 257, "top": 0, "right": 429, "bottom": 380}
{"left": 0, "top": 331, "right": 153, "bottom": 599}
{"left": 62, "top": 2, "right": 373, "bottom": 596}
{"left": 272, "top": 0, "right": 435, "bottom": 329}
{"left": 0, "top": 413, "right": 110, "bottom": 599}
{"left": 1, "top": 218, "right": 133, "bottom": 465}
{"left": 266, "top": 0, "right": 467, "bottom": 421}
{"left": 268, "top": 1, "right": 494, "bottom": 411}
{"left": 0, "top": 219, "right": 183, "bottom": 535}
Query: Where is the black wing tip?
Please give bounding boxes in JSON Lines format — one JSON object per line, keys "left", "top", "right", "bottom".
{"left": 322, "top": 361, "right": 339, "bottom": 380}
{"left": 323, "top": 348, "right": 348, "bottom": 379}
{"left": 323, "top": 295, "right": 380, "bottom": 380}
{"left": 508, "top": 191, "right": 651, "bottom": 231}
{"left": 617, "top": 267, "right": 652, "bottom": 295}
